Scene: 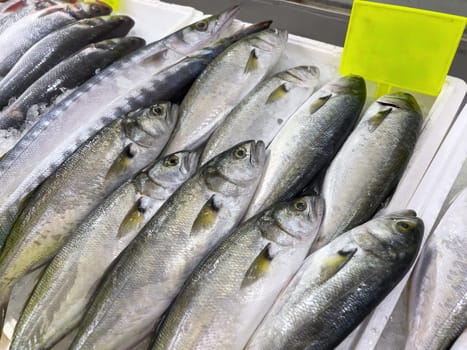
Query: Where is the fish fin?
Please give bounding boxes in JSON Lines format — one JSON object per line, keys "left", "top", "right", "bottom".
{"left": 309, "top": 94, "right": 332, "bottom": 114}
{"left": 191, "top": 195, "right": 220, "bottom": 235}
{"left": 266, "top": 83, "right": 289, "bottom": 104}
{"left": 244, "top": 49, "right": 259, "bottom": 74}
{"left": 117, "top": 197, "right": 147, "bottom": 238}
{"left": 241, "top": 243, "right": 274, "bottom": 288}
{"left": 140, "top": 49, "right": 169, "bottom": 67}
{"left": 367, "top": 108, "right": 392, "bottom": 132}
{"left": 319, "top": 248, "right": 357, "bottom": 283}
{"left": 105, "top": 143, "right": 137, "bottom": 180}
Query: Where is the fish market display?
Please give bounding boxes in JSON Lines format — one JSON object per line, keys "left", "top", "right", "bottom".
{"left": 152, "top": 196, "right": 324, "bottom": 350}
{"left": 0, "top": 36, "right": 145, "bottom": 155}
{"left": 10, "top": 151, "right": 199, "bottom": 350}
{"left": 0, "top": 14, "right": 135, "bottom": 108}
{"left": 246, "top": 211, "right": 424, "bottom": 350}
{"left": 0, "top": 10, "right": 254, "bottom": 245}
{"left": 312, "top": 92, "right": 423, "bottom": 251}
{"left": 405, "top": 187, "right": 467, "bottom": 350}
{"left": 162, "top": 27, "right": 287, "bottom": 155}
{"left": 200, "top": 65, "right": 320, "bottom": 165}
{"left": 70, "top": 140, "right": 266, "bottom": 350}
{"left": 0, "top": 1, "right": 111, "bottom": 76}
{"left": 244, "top": 75, "right": 366, "bottom": 220}
{"left": 0, "top": 102, "right": 177, "bottom": 328}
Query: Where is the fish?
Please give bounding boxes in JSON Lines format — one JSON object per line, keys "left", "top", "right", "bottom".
{"left": 245, "top": 210, "right": 424, "bottom": 350}
{"left": 0, "top": 102, "right": 178, "bottom": 329}
{"left": 70, "top": 140, "right": 266, "bottom": 350}
{"left": 152, "top": 195, "right": 324, "bottom": 350}
{"left": 0, "top": 36, "right": 145, "bottom": 149}
{"left": 0, "top": 1, "right": 111, "bottom": 76}
{"left": 0, "top": 7, "right": 241, "bottom": 245}
{"left": 0, "top": 15, "right": 136, "bottom": 109}
{"left": 404, "top": 187, "right": 467, "bottom": 350}
{"left": 200, "top": 65, "right": 320, "bottom": 165}
{"left": 10, "top": 150, "right": 199, "bottom": 350}
{"left": 451, "top": 329, "right": 467, "bottom": 350}
{"left": 312, "top": 92, "right": 423, "bottom": 251}
{"left": 162, "top": 27, "right": 287, "bottom": 155}
{"left": 244, "top": 75, "right": 366, "bottom": 220}
{"left": 0, "top": 0, "right": 58, "bottom": 34}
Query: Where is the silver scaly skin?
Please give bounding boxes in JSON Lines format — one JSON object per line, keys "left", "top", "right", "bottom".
{"left": 200, "top": 65, "right": 320, "bottom": 165}
{"left": 0, "top": 1, "right": 111, "bottom": 76}
{"left": 312, "top": 92, "right": 423, "bottom": 251}
{"left": 0, "top": 0, "right": 59, "bottom": 33}
{"left": 244, "top": 75, "right": 366, "bottom": 220}
{"left": 0, "top": 15, "right": 136, "bottom": 109}
{"left": 246, "top": 210, "right": 424, "bottom": 350}
{"left": 405, "top": 187, "right": 467, "bottom": 350}
{"left": 70, "top": 140, "right": 266, "bottom": 350}
{"left": 0, "top": 7, "right": 239, "bottom": 246}
{"left": 0, "top": 102, "right": 178, "bottom": 329}
{"left": 162, "top": 27, "right": 287, "bottom": 155}
{"left": 10, "top": 151, "right": 199, "bottom": 350}
{"left": 152, "top": 196, "right": 324, "bottom": 350}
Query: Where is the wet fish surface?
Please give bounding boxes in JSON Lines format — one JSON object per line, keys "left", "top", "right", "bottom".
{"left": 0, "top": 102, "right": 178, "bottom": 329}
{"left": 244, "top": 75, "right": 366, "bottom": 220}
{"left": 10, "top": 150, "right": 199, "bottom": 350}
{"left": 200, "top": 65, "right": 320, "bottom": 165}
{"left": 152, "top": 196, "right": 324, "bottom": 350}
{"left": 70, "top": 140, "right": 266, "bottom": 350}
{"left": 246, "top": 211, "right": 424, "bottom": 350}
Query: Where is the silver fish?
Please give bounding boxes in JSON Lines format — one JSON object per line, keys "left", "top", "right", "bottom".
{"left": 244, "top": 75, "right": 366, "bottom": 220}
{"left": 405, "top": 187, "right": 467, "bottom": 350}
{"left": 312, "top": 92, "right": 423, "bottom": 251}
{"left": 0, "top": 1, "right": 111, "bottom": 76}
{"left": 200, "top": 65, "right": 320, "bottom": 165}
{"left": 0, "top": 0, "right": 58, "bottom": 33}
{"left": 10, "top": 151, "right": 199, "bottom": 350}
{"left": 152, "top": 196, "right": 324, "bottom": 350}
{"left": 0, "top": 102, "right": 178, "bottom": 329}
{"left": 0, "top": 15, "right": 136, "bottom": 109}
{"left": 0, "top": 11, "right": 254, "bottom": 247}
{"left": 70, "top": 140, "right": 266, "bottom": 350}
{"left": 246, "top": 210, "right": 424, "bottom": 350}
{"left": 162, "top": 27, "right": 287, "bottom": 155}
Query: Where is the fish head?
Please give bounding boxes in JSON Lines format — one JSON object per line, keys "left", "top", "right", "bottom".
{"left": 260, "top": 196, "right": 325, "bottom": 246}
{"left": 147, "top": 150, "right": 199, "bottom": 190}
{"left": 278, "top": 65, "right": 320, "bottom": 89}
{"left": 122, "top": 102, "right": 178, "bottom": 149}
{"left": 202, "top": 140, "right": 266, "bottom": 193}
{"left": 354, "top": 210, "right": 424, "bottom": 263}
{"left": 68, "top": 1, "right": 112, "bottom": 19}
{"left": 171, "top": 6, "right": 239, "bottom": 54}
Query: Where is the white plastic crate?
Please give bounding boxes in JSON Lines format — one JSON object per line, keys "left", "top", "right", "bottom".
{"left": 1, "top": 1, "right": 466, "bottom": 349}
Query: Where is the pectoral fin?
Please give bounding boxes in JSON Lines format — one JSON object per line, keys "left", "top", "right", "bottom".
{"left": 118, "top": 197, "right": 147, "bottom": 238}
{"left": 367, "top": 108, "right": 392, "bottom": 132}
{"left": 106, "top": 143, "right": 137, "bottom": 180}
{"left": 266, "top": 83, "right": 289, "bottom": 104}
{"left": 309, "top": 94, "right": 332, "bottom": 114}
{"left": 244, "top": 49, "right": 258, "bottom": 74}
{"left": 191, "top": 195, "right": 220, "bottom": 235}
{"left": 319, "top": 248, "right": 357, "bottom": 283}
{"left": 241, "top": 243, "right": 274, "bottom": 288}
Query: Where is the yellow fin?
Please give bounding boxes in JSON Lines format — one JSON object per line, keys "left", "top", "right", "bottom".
{"left": 319, "top": 248, "right": 357, "bottom": 283}
{"left": 105, "top": 143, "right": 137, "bottom": 180}
{"left": 241, "top": 243, "right": 274, "bottom": 288}
{"left": 366, "top": 108, "right": 392, "bottom": 132}
{"left": 117, "top": 198, "right": 146, "bottom": 238}
{"left": 266, "top": 83, "right": 289, "bottom": 104}
{"left": 244, "top": 49, "right": 258, "bottom": 74}
{"left": 191, "top": 195, "right": 220, "bottom": 235}
{"left": 309, "top": 94, "right": 332, "bottom": 114}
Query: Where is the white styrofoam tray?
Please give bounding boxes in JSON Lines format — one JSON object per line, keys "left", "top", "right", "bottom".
{"left": 2, "top": 0, "right": 466, "bottom": 349}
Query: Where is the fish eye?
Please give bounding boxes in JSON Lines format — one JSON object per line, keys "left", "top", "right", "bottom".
{"left": 233, "top": 146, "right": 247, "bottom": 159}
{"left": 164, "top": 155, "right": 179, "bottom": 167}
{"left": 150, "top": 105, "right": 164, "bottom": 116}
{"left": 195, "top": 20, "right": 208, "bottom": 31}
{"left": 293, "top": 199, "right": 307, "bottom": 211}
{"left": 396, "top": 221, "right": 412, "bottom": 233}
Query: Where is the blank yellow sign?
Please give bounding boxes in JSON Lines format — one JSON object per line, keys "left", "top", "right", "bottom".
{"left": 340, "top": 0, "right": 466, "bottom": 96}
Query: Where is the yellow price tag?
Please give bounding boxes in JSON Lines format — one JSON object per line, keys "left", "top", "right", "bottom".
{"left": 340, "top": 0, "right": 466, "bottom": 96}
